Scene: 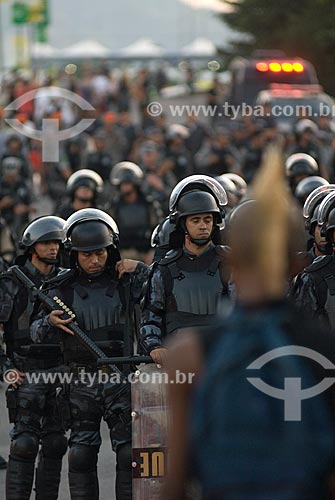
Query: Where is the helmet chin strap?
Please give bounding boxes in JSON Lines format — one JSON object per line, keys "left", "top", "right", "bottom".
{"left": 182, "top": 219, "right": 213, "bottom": 247}
{"left": 186, "top": 233, "right": 212, "bottom": 247}
{"left": 33, "top": 249, "right": 59, "bottom": 265}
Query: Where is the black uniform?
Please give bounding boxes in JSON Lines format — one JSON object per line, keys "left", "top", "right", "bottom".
{"left": 0, "top": 178, "right": 32, "bottom": 245}
{"left": 31, "top": 263, "right": 148, "bottom": 500}
{"left": 111, "top": 193, "right": 162, "bottom": 254}
{"left": 0, "top": 259, "right": 67, "bottom": 500}
{"left": 141, "top": 244, "right": 230, "bottom": 352}
{"left": 290, "top": 254, "right": 335, "bottom": 330}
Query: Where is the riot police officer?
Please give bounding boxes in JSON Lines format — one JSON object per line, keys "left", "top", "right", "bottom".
{"left": 56, "top": 168, "right": 104, "bottom": 219}
{"left": 302, "top": 184, "right": 335, "bottom": 258}
{"left": 140, "top": 175, "right": 231, "bottom": 365}
{"left": 0, "top": 216, "right": 67, "bottom": 500}
{"left": 31, "top": 208, "right": 147, "bottom": 500}
{"left": 292, "top": 190, "right": 335, "bottom": 329}
{"left": 0, "top": 156, "right": 34, "bottom": 250}
{"left": 109, "top": 161, "right": 162, "bottom": 260}
{"left": 285, "top": 153, "right": 319, "bottom": 193}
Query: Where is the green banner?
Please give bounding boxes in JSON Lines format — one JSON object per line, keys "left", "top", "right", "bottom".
{"left": 36, "top": 22, "right": 47, "bottom": 43}
{"left": 12, "top": 2, "right": 29, "bottom": 24}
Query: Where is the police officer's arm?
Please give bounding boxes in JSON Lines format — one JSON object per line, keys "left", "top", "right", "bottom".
{"left": 115, "top": 259, "right": 148, "bottom": 280}
{"left": 31, "top": 309, "right": 73, "bottom": 340}
{"left": 30, "top": 288, "right": 73, "bottom": 342}
{"left": 291, "top": 272, "right": 319, "bottom": 315}
{"left": 140, "top": 268, "right": 167, "bottom": 356}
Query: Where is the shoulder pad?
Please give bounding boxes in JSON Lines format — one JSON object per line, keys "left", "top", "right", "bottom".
{"left": 305, "top": 255, "right": 333, "bottom": 273}
{"left": 0, "top": 269, "right": 18, "bottom": 291}
{"left": 159, "top": 249, "right": 183, "bottom": 266}
{"left": 42, "top": 268, "right": 75, "bottom": 290}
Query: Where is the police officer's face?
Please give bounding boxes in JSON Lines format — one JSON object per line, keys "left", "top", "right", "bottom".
{"left": 185, "top": 213, "right": 214, "bottom": 240}
{"left": 73, "top": 186, "right": 94, "bottom": 207}
{"left": 314, "top": 224, "right": 327, "bottom": 247}
{"left": 77, "top": 248, "right": 108, "bottom": 274}
{"left": 34, "top": 241, "right": 60, "bottom": 260}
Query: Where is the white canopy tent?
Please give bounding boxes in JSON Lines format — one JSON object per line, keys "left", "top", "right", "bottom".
{"left": 180, "top": 37, "right": 217, "bottom": 57}
{"left": 180, "top": 0, "right": 234, "bottom": 13}
{"left": 60, "top": 40, "right": 111, "bottom": 58}
{"left": 119, "top": 38, "right": 166, "bottom": 58}
{"left": 31, "top": 43, "right": 59, "bottom": 59}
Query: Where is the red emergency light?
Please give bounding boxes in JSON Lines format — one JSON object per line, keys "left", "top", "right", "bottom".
{"left": 256, "top": 61, "right": 305, "bottom": 73}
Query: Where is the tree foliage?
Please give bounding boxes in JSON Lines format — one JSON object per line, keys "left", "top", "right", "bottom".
{"left": 219, "top": 0, "right": 335, "bottom": 94}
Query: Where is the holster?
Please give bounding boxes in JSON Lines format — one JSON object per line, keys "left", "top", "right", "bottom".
{"left": 6, "top": 386, "right": 18, "bottom": 423}
{"left": 56, "top": 384, "right": 72, "bottom": 430}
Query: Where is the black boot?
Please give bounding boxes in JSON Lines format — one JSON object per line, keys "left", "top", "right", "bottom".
{"left": 115, "top": 443, "right": 132, "bottom": 500}
{"left": 0, "top": 454, "right": 7, "bottom": 469}
{"left": 5, "top": 456, "right": 35, "bottom": 500}
{"left": 115, "top": 469, "right": 132, "bottom": 500}
{"left": 35, "top": 455, "right": 63, "bottom": 500}
{"left": 68, "top": 470, "right": 99, "bottom": 500}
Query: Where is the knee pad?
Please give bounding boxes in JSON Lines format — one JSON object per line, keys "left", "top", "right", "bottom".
{"left": 41, "top": 433, "right": 68, "bottom": 459}
{"left": 68, "top": 444, "right": 99, "bottom": 473}
{"left": 116, "top": 442, "right": 131, "bottom": 472}
{"left": 10, "top": 432, "right": 39, "bottom": 461}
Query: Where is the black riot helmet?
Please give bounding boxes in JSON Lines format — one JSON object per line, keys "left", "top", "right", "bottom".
{"left": 170, "top": 190, "right": 222, "bottom": 247}
{"left": 21, "top": 216, "right": 65, "bottom": 247}
{"left": 303, "top": 185, "right": 335, "bottom": 234}
{"left": 64, "top": 208, "right": 119, "bottom": 250}
{"left": 221, "top": 173, "right": 247, "bottom": 201}
{"left": 317, "top": 191, "right": 335, "bottom": 243}
{"left": 66, "top": 169, "right": 103, "bottom": 198}
{"left": 170, "top": 190, "right": 221, "bottom": 224}
{"left": 20, "top": 216, "right": 66, "bottom": 264}
{"left": 169, "top": 174, "right": 227, "bottom": 217}
{"left": 64, "top": 208, "right": 120, "bottom": 267}
{"left": 151, "top": 217, "right": 176, "bottom": 261}
{"left": 151, "top": 217, "right": 175, "bottom": 248}
{"left": 215, "top": 175, "right": 240, "bottom": 208}
{"left": 110, "top": 162, "right": 144, "bottom": 187}
{"left": 285, "top": 153, "right": 318, "bottom": 178}
{"left": 294, "top": 176, "right": 329, "bottom": 206}
{"left": 70, "top": 221, "right": 116, "bottom": 251}
{"left": 325, "top": 209, "right": 335, "bottom": 245}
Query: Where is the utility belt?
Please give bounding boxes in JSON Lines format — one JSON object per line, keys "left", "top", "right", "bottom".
{"left": 63, "top": 339, "right": 124, "bottom": 365}
{"left": 68, "top": 362, "right": 111, "bottom": 377}
{"left": 13, "top": 345, "right": 63, "bottom": 371}
{"left": 166, "top": 312, "right": 216, "bottom": 336}
{"left": 13, "top": 342, "right": 62, "bottom": 359}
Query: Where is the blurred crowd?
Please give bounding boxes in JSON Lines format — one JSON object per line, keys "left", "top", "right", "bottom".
{"left": 0, "top": 63, "right": 335, "bottom": 265}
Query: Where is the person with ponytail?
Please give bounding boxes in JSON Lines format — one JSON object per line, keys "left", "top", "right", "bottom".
{"left": 163, "top": 147, "right": 335, "bottom": 500}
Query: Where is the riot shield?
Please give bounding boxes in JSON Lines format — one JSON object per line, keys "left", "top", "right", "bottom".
{"left": 131, "top": 363, "right": 169, "bottom": 500}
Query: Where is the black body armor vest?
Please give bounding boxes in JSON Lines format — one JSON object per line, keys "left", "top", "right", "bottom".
{"left": 58, "top": 271, "right": 127, "bottom": 364}
{"left": 160, "top": 247, "right": 226, "bottom": 335}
